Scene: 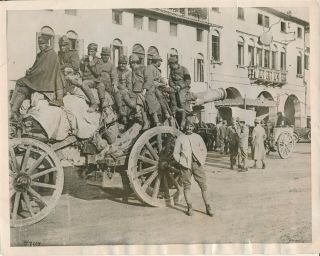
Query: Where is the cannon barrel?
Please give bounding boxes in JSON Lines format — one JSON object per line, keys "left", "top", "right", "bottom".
{"left": 194, "top": 88, "right": 226, "bottom": 106}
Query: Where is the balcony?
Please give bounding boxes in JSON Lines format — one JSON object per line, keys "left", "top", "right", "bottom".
{"left": 165, "top": 8, "right": 208, "bottom": 21}
{"left": 248, "top": 66, "right": 287, "bottom": 86}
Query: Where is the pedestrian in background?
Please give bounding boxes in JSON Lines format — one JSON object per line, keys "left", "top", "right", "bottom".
{"left": 173, "top": 120, "right": 214, "bottom": 217}
{"left": 252, "top": 118, "right": 267, "bottom": 169}
{"left": 226, "top": 118, "right": 240, "bottom": 169}
{"left": 238, "top": 120, "right": 249, "bottom": 172}
{"left": 219, "top": 120, "right": 227, "bottom": 154}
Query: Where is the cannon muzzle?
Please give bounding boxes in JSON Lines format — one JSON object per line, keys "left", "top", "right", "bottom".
{"left": 194, "top": 88, "right": 226, "bottom": 106}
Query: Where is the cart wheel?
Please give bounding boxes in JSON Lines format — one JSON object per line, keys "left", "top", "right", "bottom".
{"left": 293, "top": 132, "right": 300, "bottom": 144}
{"left": 277, "top": 132, "right": 294, "bottom": 159}
{"left": 127, "top": 126, "right": 182, "bottom": 207}
{"left": 9, "top": 138, "right": 64, "bottom": 227}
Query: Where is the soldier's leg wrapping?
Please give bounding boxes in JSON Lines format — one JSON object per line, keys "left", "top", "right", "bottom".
{"left": 192, "top": 162, "right": 210, "bottom": 206}
{"left": 81, "top": 80, "right": 98, "bottom": 112}
{"left": 180, "top": 167, "right": 192, "bottom": 205}
{"left": 169, "top": 90, "right": 178, "bottom": 114}
{"left": 96, "top": 82, "right": 106, "bottom": 108}
{"left": 11, "top": 80, "right": 31, "bottom": 114}
{"left": 155, "top": 89, "right": 170, "bottom": 118}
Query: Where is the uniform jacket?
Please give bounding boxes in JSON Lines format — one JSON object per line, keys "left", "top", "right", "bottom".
{"left": 131, "top": 65, "right": 149, "bottom": 93}
{"left": 20, "top": 47, "right": 64, "bottom": 93}
{"left": 80, "top": 56, "right": 101, "bottom": 81}
{"left": 173, "top": 133, "right": 207, "bottom": 169}
{"left": 98, "top": 60, "right": 119, "bottom": 92}
{"left": 117, "top": 68, "right": 132, "bottom": 91}
{"left": 58, "top": 49, "right": 80, "bottom": 73}
{"left": 145, "top": 64, "right": 166, "bottom": 90}
{"left": 226, "top": 125, "right": 240, "bottom": 145}
{"left": 169, "top": 65, "right": 190, "bottom": 89}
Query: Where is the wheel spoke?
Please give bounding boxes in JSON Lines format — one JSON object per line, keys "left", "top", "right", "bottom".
{"left": 31, "top": 181, "right": 56, "bottom": 190}
{"left": 145, "top": 142, "right": 159, "bottom": 160}
{"left": 152, "top": 174, "right": 161, "bottom": 198}
{"left": 142, "top": 171, "right": 158, "bottom": 191}
{"left": 134, "top": 166, "right": 157, "bottom": 179}
{"left": 10, "top": 187, "right": 16, "bottom": 199}
{"left": 27, "top": 187, "right": 48, "bottom": 206}
{"left": 12, "top": 192, "right": 21, "bottom": 221}
{"left": 138, "top": 156, "right": 158, "bottom": 166}
{"left": 162, "top": 173, "right": 170, "bottom": 199}
{"left": 31, "top": 167, "right": 56, "bottom": 180}
{"left": 27, "top": 152, "right": 48, "bottom": 174}
{"left": 9, "top": 146, "right": 19, "bottom": 173}
{"left": 157, "top": 134, "right": 163, "bottom": 153}
{"left": 22, "top": 192, "right": 34, "bottom": 217}
{"left": 20, "top": 145, "right": 32, "bottom": 173}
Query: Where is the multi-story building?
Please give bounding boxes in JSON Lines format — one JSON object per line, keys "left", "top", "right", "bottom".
{"left": 7, "top": 7, "right": 310, "bottom": 127}
{"left": 207, "top": 7, "right": 309, "bottom": 127}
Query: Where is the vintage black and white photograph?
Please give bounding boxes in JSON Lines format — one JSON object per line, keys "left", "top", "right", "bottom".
{"left": 3, "top": 2, "right": 316, "bottom": 251}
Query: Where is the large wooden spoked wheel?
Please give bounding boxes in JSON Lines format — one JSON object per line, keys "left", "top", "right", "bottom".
{"left": 127, "top": 126, "right": 183, "bottom": 207}
{"left": 277, "top": 131, "right": 294, "bottom": 159}
{"left": 9, "top": 138, "right": 64, "bottom": 227}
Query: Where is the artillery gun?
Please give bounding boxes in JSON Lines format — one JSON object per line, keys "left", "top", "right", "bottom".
{"left": 9, "top": 88, "right": 226, "bottom": 227}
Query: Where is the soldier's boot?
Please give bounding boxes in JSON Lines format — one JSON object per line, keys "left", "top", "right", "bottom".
{"left": 10, "top": 91, "right": 26, "bottom": 122}
{"left": 262, "top": 161, "right": 266, "bottom": 169}
{"left": 141, "top": 110, "right": 150, "bottom": 130}
{"left": 81, "top": 83, "right": 98, "bottom": 112}
{"left": 205, "top": 204, "right": 214, "bottom": 217}
{"left": 97, "top": 83, "right": 107, "bottom": 110}
{"left": 152, "top": 113, "right": 160, "bottom": 126}
{"left": 186, "top": 204, "right": 193, "bottom": 216}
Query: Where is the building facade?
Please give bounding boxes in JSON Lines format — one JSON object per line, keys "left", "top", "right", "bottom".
{"left": 7, "top": 7, "right": 310, "bottom": 127}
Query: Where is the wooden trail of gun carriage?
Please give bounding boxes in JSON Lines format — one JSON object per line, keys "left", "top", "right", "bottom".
{"left": 9, "top": 83, "right": 296, "bottom": 227}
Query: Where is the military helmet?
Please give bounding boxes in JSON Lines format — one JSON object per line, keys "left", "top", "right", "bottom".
{"left": 129, "top": 54, "right": 140, "bottom": 63}
{"left": 88, "top": 43, "right": 98, "bottom": 50}
{"left": 101, "top": 46, "right": 111, "bottom": 56}
{"left": 38, "top": 35, "right": 50, "bottom": 44}
{"left": 59, "top": 35, "right": 71, "bottom": 46}
{"left": 118, "top": 55, "right": 128, "bottom": 64}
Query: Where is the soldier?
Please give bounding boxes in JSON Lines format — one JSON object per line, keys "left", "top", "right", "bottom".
{"left": 145, "top": 54, "right": 171, "bottom": 125}
{"left": 168, "top": 56, "right": 190, "bottom": 115}
{"left": 80, "top": 43, "right": 105, "bottom": 112}
{"left": 238, "top": 120, "right": 249, "bottom": 172}
{"left": 98, "top": 47, "right": 119, "bottom": 95}
{"left": 226, "top": 118, "right": 240, "bottom": 169}
{"left": 129, "top": 54, "right": 150, "bottom": 129}
{"left": 10, "top": 35, "right": 65, "bottom": 121}
{"left": 114, "top": 55, "right": 136, "bottom": 124}
{"left": 57, "top": 35, "right": 80, "bottom": 94}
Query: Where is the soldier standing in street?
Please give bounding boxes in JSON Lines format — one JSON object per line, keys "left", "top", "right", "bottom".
{"left": 252, "top": 119, "right": 267, "bottom": 169}
{"left": 10, "top": 35, "right": 65, "bottom": 121}
{"left": 129, "top": 54, "right": 150, "bottom": 129}
{"left": 80, "top": 43, "right": 105, "bottom": 112}
{"left": 226, "top": 118, "right": 240, "bottom": 169}
{"left": 173, "top": 120, "right": 214, "bottom": 217}
{"left": 238, "top": 120, "right": 249, "bottom": 172}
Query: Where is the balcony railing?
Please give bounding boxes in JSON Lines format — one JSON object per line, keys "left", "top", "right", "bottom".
{"left": 165, "top": 8, "right": 208, "bottom": 21}
{"left": 248, "top": 66, "right": 287, "bottom": 86}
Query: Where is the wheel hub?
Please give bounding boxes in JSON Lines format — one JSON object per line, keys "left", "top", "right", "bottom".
{"left": 13, "top": 172, "right": 31, "bottom": 192}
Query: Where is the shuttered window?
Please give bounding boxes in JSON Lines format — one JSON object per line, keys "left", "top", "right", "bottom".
{"left": 134, "top": 15, "right": 143, "bottom": 30}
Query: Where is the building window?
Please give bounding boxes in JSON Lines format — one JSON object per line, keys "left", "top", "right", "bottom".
{"left": 132, "top": 44, "right": 145, "bottom": 65}
{"left": 170, "top": 22, "right": 178, "bottom": 36}
{"left": 248, "top": 45, "right": 254, "bottom": 66}
{"left": 112, "top": 39, "right": 123, "bottom": 65}
{"left": 238, "top": 7, "right": 244, "bottom": 20}
{"left": 280, "top": 51, "right": 286, "bottom": 71}
{"left": 66, "top": 30, "right": 78, "bottom": 50}
{"left": 134, "top": 15, "right": 143, "bottom": 30}
{"left": 212, "top": 8, "right": 219, "bottom": 12}
{"left": 65, "top": 9, "right": 77, "bottom": 16}
{"left": 304, "top": 54, "right": 309, "bottom": 70}
{"left": 237, "top": 37, "right": 244, "bottom": 66}
{"left": 148, "top": 18, "right": 157, "bottom": 32}
{"left": 196, "top": 29, "right": 203, "bottom": 42}
{"left": 195, "top": 53, "right": 204, "bottom": 82}
{"left": 147, "top": 46, "right": 159, "bottom": 65}
{"left": 112, "top": 10, "right": 122, "bottom": 25}
{"left": 297, "top": 27, "right": 302, "bottom": 38}
{"left": 281, "top": 21, "right": 286, "bottom": 32}
{"left": 297, "top": 54, "right": 302, "bottom": 75}
{"left": 264, "top": 50, "right": 270, "bottom": 68}
{"left": 258, "top": 13, "right": 269, "bottom": 27}
{"left": 212, "top": 31, "right": 220, "bottom": 61}
{"left": 256, "top": 48, "right": 263, "bottom": 67}
{"left": 271, "top": 51, "right": 277, "bottom": 69}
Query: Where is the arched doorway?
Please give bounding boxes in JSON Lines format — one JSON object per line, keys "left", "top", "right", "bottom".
{"left": 226, "top": 87, "right": 242, "bottom": 99}
{"left": 284, "top": 94, "right": 301, "bottom": 127}
{"left": 132, "top": 44, "right": 145, "bottom": 65}
{"left": 255, "top": 91, "right": 274, "bottom": 118}
{"left": 147, "top": 46, "right": 159, "bottom": 65}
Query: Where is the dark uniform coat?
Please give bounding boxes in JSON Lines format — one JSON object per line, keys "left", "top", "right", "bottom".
{"left": 98, "top": 61, "right": 119, "bottom": 93}
{"left": 80, "top": 56, "right": 101, "bottom": 81}
{"left": 58, "top": 49, "right": 80, "bottom": 73}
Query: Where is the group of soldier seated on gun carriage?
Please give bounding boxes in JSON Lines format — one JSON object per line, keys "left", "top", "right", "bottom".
{"left": 9, "top": 35, "right": 196, "bottom": 141}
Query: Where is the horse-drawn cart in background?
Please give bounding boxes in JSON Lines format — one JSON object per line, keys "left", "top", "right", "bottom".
{"left": 9, "top": 87, "right": 226, "bottom": 227}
